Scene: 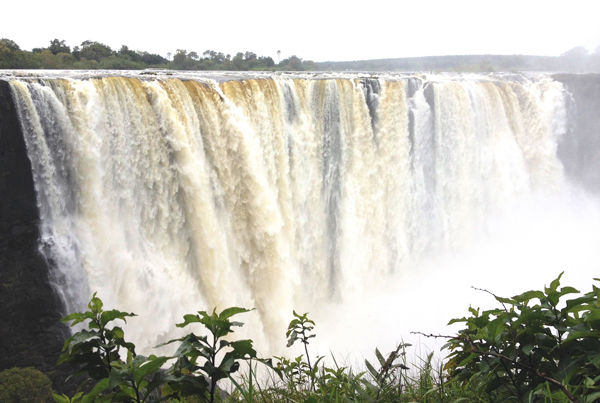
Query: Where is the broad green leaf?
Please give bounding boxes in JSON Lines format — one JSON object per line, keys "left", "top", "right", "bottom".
{"left": 107, "top": 366, "right": 129, "bottom": 390}
{"left": 513, "top": 290, "right": 545, "bottom": 302}
{"left": 223, "top": 339, "right": 257, "bottom": 362}
{"left": 219, "top": 307, "right": 253, "bottom": 320}
{"left": 81, "top": 378, "right": 109, "bottom": 403}
{"left": 564, "top": 330, "right": 600, "bottom": 342}
{"left": 547, "top": 272, "right": 564, "bottom": 294}
{"left": 486, "top": 317, "right": 504, "bottom": 342}
{"left": 61, "top": 312, "right": 90, "bottom": 326}
{"left": 111, "top": 326, "right": 125, "bottom": 339}
{"left": 589, "top": 354, "right": 600, "bottom": 369}
{"left": 176, "top": 314, "right": 201, "bottom": 328}
{"left": 457, "top": 353, "right": 479, "bottom": 367}
{"left": 565, "top": 296, "right": 595, "bottom": 312}
{"left": 495, "top": 296, "right": 514, "bottom": 304}
{"left": 100, "top": 309, "right": 135, "bottom": 327}
{"left": 560, "top": 286, "right": 580, "bottom": 296}
{"left": 522, "top": 344, "right": 534, "bottom": 355}
{"left": 64, "top": 330, "right": 100, "bottom": 352}
{"left": 133, "top": 355, "right": 169, "bottom": 384}
{"left": 448, "top": 317, "right": 467, "bottom": 325}
{"left": 88, "top": 292, "right": 103, "bottom": 312}
{"left": 52, "top": 394, "right": 70, "bottom": 403}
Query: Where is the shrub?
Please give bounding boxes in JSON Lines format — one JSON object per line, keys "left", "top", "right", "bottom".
{"left": 0, "top": 366, "right": 54, "bottom": 403}
{"left": 445, "top": 273, "right": 600, "bottom": 402}
{"left": 56, "top": 294, "right": 260, "bottom": 403}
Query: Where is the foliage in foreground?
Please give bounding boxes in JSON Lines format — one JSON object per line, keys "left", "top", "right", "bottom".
{"left": 53, "top": 274, "right": 600, "bottom": 403}
{"left": 54, "top": 294, "right": 258, "bottom": 403}
{"left": 445, "top": 273, "right": 600, "bottom": 402}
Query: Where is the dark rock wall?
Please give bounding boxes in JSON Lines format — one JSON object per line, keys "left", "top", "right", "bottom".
{"left": 554, "top": 74, "right": 600, "bottom": 194}
{"left": 0, "top": 80, "right": 75, "bottom": 393}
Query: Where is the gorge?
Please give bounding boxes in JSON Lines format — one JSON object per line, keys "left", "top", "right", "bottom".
{"left": 1, "top": 71, "right": 600, "bottom": 391}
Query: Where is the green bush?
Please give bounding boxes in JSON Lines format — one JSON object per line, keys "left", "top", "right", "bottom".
{"left": 445, "top": 273, "right": 600, "bottom": 402}
{"left": 0, "top": 366, "right": 54, "bottom": 403}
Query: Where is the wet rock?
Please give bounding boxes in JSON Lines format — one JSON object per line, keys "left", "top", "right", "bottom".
{"left": 0, "top": 80, "right": 77, "bottom": 394}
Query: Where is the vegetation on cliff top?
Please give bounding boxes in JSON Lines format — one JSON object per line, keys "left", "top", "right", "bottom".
{"left": 0, "top": 38, "right": 316, "bottom": 71}
{"left": 2, "top": 38, "right": 600, "bottom": 72}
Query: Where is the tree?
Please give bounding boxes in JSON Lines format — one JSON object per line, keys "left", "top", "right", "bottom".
{"left": 173, "top": 49, "right": 187, "bottom": 66}
{"left": 38, "top": 49, "right": 58, "bottom": 68}
{"left": 0, "top": 38, "right": 20, "bottom": 51}
{"left": 258, "top": 56, "right": 275, "bottom": 68}
{"left": 56, "top": 52, "right": 77, "bottom": 68}
{"left": 172, "top": 49, "right": 191, "bottom": 69}
{"left": 49, "top": 39, "right": 70, "bottom": 55}
{"left": 232, "top": 52, "right": 246, "bottom": 70}
{"left": 139, "top": 51, "right": 168, "bottom": 65}
{"left": 303, "top": 60, "right": 316, "bottom": 71}
{"left": 118, "top": 45, "right": 142, "bottom": 62}
{"left": 0, "top": 38, "right": 40, "bottom": 68}
{"left": 288, "top": 55, "right": 303, "bottom": 71}
{"left": 79, "top": 40, "right": 113, "bottom": 62}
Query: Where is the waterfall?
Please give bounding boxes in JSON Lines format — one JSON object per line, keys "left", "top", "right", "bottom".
{"left": 7, "top": 72, "right": 580, "bottom": 353}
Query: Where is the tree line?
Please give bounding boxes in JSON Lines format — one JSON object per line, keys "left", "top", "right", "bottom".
{"left": 3, "top": 38, "right": 600, "bottom": 73}
{"left": 0, "top": 38, "right": 316, "bottom": 71}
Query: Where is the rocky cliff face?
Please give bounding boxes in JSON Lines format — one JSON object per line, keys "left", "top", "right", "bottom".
{"left": 0, "top": 80, "right": 75, "bottom": 393}
{"left": 554, "top": 74, "right": 600, "bottom": 194}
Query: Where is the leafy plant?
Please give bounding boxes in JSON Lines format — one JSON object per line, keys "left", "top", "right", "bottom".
{"left": 444, "top": 273, "right": 600, "bottom": 403}
{"left": 56, "top": 293, "right": 173, "bottom": 403}
{"left": 160, "top": 307, "right": 262, "bottom": 403}
{"left": 284, "top": 311, "right": 320, "bottom": 390}
{"left": 363, "top": 345, "right": 410, "bottom": 402}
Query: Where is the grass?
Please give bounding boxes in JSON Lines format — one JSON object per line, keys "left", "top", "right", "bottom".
{"left": 171, "top": 348, "right": 491, "bottom": 403}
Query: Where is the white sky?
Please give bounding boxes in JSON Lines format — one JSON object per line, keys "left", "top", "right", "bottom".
{"left": 3, "top": 0, "right": 600, "bottom": 62}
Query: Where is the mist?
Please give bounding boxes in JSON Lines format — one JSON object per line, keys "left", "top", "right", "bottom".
{"left": 308, "top": 184, "right": 600, "bottom": 365}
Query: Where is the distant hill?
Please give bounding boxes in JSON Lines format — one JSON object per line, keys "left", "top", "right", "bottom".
{"left": 316, "top": 54, "right": 599, "bottom": 73}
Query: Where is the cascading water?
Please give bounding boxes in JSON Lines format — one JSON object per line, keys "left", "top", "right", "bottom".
{"left": 5, "top": 71, "right": 599, "bottom": 356}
